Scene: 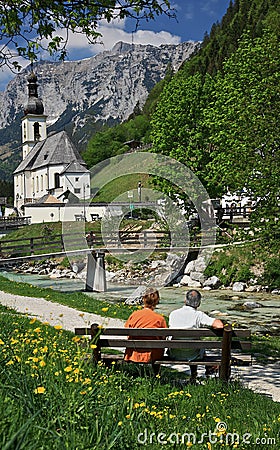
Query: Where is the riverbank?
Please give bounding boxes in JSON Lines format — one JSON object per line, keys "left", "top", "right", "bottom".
{"left": 0, "top": 288, "right": 279, "bottom": 402}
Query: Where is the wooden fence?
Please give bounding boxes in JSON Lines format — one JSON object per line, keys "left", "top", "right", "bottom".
{"left": 0, "top": 230, "right": 192, "bottom": 259}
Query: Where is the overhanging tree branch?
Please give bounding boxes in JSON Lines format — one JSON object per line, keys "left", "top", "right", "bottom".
{"left": 0, "top": 0, "right": 175, "bottom": 69}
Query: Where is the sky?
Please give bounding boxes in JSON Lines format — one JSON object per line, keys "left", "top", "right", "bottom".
{"left": 0, "top": 0, "right": 230, "bottom": 91}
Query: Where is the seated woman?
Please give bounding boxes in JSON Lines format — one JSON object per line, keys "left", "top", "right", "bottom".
{"left": 124, "top": 287, "right": 167, "bottom": 364}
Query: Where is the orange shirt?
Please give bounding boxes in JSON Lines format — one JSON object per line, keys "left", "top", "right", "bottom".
{"left": 124, "top": 308, "right": 167, "bottom": 363}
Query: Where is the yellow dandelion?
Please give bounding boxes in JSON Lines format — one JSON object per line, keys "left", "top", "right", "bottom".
{"left": 118, "top": 421, "right": 122, "bottom": 426}
{"left": 126, "top": 414, "right": 131, "bottom": 419}
{"left": 0, "top": 339, "right": 4, "bottom": 345}
{"left": 90, "top": 344, "right": 97, "bottom": 349}
{"left": 34, "top": 386, "right": 45, "bottom": 394}
{"left": 29, "top": 318, "right": 36, "bottom": 324}
{"left": 54, "top": 325, "right": 62, "bottom": 330}
{"left": 101, "top": 307, "right": 108, "bottom": 312}
{"left": 39, "top": 360, "right": 46, "bottom": 367}
{"left": 6, "top": 360, "right": 14, "bottom": 365}
{"left": 34, "top": 328, "right": 41, "bottom": 333}
{"left": 80, "top": 391, "right": 87, "bottom": 395}
{"left": 64, "top": 366, "right": 72, "bottom": 372}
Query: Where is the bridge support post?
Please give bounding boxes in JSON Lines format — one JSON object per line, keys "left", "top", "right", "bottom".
{"left": 85, "top": 252, "right": 97, "bottom": 291}
{"left": 85, "top": 251, "right": 107, "bottom": 292}
{"left": 93, "top": 252, "right": 107, "bottom": 292}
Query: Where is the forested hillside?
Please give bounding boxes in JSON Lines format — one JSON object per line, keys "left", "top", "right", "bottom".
{"left": 83, "top": 0, "right": 279, "bottom": 166}
{"left": 83, "top": 0, "right": 280, "bottom": 242}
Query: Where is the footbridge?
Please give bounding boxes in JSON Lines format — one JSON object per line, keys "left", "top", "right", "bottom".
{"left": 0, "top": 229, "right": 235, "bottom": 292}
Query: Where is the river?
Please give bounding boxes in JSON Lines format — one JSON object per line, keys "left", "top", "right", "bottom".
{"left": 1, "top": 270, "right": 280, "bottom": 333}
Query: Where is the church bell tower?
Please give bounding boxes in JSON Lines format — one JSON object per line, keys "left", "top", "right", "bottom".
{"left": 21, "top": 72, "right": 47, "bottom": 159}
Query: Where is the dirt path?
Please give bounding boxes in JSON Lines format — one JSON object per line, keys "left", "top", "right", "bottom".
{"left": 0, "top": 290, "right": 279, "bottom": 402}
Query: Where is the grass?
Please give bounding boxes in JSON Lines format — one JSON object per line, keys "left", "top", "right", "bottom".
{"left": 0, "top": 273, "right": 280, "bottom": 362}
{"left": 0, "top": 306, "right": 279, "bottom": 449}
{"left": 252, "top": 334, "right": 280, "bottom": 363}
{"left": 92, "top": 173, "right": 151, "bottom": 203}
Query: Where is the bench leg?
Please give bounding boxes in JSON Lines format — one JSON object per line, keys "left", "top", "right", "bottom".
{"left": 152, "top": 362, "right": 161, "bottom": 375}
{"left": 190, "top": 365, "right": 198, "bottom": 384}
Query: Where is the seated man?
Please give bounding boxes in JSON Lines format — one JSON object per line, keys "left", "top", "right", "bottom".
{"left": 169, "top": 289, "right": 224, "bottom": 381}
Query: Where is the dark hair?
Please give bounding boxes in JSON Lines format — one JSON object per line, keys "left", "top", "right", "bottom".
{"left": 185, "top": 290, "right": 201, "bottom": 308}
{"left": 143, "top": 287, "right": 159, "bottom": 308}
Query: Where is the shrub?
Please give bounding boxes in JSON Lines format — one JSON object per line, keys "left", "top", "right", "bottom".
{"left": 259, "top": 256, "right": 280, "bottom": 289}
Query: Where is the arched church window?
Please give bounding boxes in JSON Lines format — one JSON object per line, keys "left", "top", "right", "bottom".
{"left": 34, "top": 122, "right": 40, "bottom": 141}
{"left": 54, "top": 173, "right": 60, "bottom": 189}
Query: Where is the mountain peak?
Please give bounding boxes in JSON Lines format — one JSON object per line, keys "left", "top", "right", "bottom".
{"left": 0, "top": 41, "right": 199, "bottom": 180}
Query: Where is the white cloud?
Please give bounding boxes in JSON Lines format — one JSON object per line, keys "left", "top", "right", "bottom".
{"left": 51, "top": 17, "right": 181, "bottom": 59}
{"left": 0, "top": 18, "right": 181, "bottom": 90}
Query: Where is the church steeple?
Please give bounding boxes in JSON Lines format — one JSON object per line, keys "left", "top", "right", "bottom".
{"left": 21, "top": 71, "right": 47, "bottom": 159}
{"left": 24, "top": 72, "right": 44, "bottom": 115}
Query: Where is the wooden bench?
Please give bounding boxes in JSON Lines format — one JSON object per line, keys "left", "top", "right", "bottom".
{"left": 74, "top": 324, "right": 251, "bottom": 382}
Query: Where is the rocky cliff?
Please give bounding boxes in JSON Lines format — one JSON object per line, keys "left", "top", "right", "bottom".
{"left": 0, "top": 41, "right": 198, "bottom": 180}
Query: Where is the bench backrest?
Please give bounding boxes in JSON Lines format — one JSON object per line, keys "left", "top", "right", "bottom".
{"left": 74, "top": 326, "right": 251, "bottom": 351}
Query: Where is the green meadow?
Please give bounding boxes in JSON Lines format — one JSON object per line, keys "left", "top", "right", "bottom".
{"left": 0, "top": 276, "right": 279, "bottom": 449}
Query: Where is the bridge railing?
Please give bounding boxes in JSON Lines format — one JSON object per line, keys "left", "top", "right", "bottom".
{"left": 0, "top": 230, "right": 198, "bottom": 259}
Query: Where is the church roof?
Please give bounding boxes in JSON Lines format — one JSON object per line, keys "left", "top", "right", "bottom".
{"left": 60, "top": 160, "right": 89, "bottom": 174}
{"left": 14, "top": 130, "right": 87, "bottom": 174}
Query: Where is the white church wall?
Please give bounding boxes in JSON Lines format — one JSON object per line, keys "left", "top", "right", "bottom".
{"left": 24, "top": 204, "right": 112, "bottom": 223}
{"left": 48, "top": 165, "right": 64, "bottom": 187}
{"left": 31, "top": 167, "right": 49, "bottom": 199}
{"left": 62, "top": 172, "right": 91, "bottom": 200}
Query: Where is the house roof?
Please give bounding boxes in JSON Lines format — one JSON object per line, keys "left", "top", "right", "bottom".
{"left": 36, "top": 194, "right": 63, "bottom": 204}
{"left": 14, "top": 130, "right": 87, "bottom": 174}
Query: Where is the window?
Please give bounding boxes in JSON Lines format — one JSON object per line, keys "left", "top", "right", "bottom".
{"left": 54, "top": 173, "right": 60, "bottom": 189}
{"left": 74, "top": 188, "right": 81, "bottom": 194}
{"left": 34, "top": 122, "right": 40, "bottom": 141}
{"left": 75, "top": 177, "right": 79, "bottom": 182}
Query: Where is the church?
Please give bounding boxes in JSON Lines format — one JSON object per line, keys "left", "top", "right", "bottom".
{"left": 13, "top": 72, "right": 91, "bottom": 213}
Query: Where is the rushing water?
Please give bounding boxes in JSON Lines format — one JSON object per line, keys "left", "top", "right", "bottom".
{"left": 1, "top": 270, "right": 280, "bottom": 333}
